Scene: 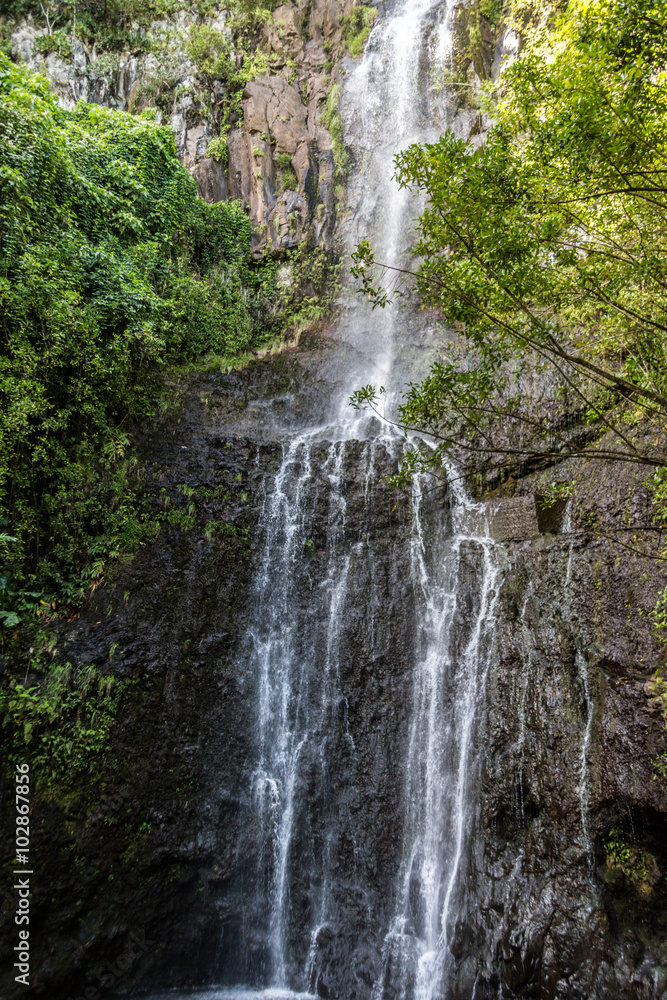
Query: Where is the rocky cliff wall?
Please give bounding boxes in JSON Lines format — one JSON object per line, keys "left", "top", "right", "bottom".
{"left": 6, "top": 0, "right": 518, "bottom": 256}
{"left": 455, "top": 455, "right": 667, "bottom": 999}
{"left": 7, "top": 0, "right": 519, "bottom": 256}
{"left": 3, "top": 5, "right": 667, "bottom": 998}
{"left": 0, "top": 336, "right": 340, "bottom": 999}
{"left": 9, "top": 0, "right": 368, "bottom": 254}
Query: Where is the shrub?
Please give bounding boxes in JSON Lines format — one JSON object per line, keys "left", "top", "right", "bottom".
{"left": 319, "top": 83, "right": 350, "bottom": 179}
{"left": 206, "top": 132, "right": 229, "bottom": 166}
{"left": 341, "top": 4, "right": 377, "bottom": 59}
{"left": 34, "top": 29, "right": 73, "bottom": 60}
{"left": 604, "top": 828, "right": 659, "bottom": 896}
{"left": 276, "top": 151, "right": 298, "bottom": 191}
{"left": 186, "top": 24, "right": 236, "bottom": 82}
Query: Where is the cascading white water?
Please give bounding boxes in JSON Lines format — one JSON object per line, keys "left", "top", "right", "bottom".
{"left": 563, "top": 530, "right": 595, "bottom": 875}
{"left": 373, "top": 474, "right": 500, "bottom": 1000}
{"left": 332, "top": 0, "right": 459, "bottom": 412}
{"left": 242, "top": 0, "right": 503, "bottom": 994}
{"left": 576, "top": 648, "right": 595, "bottom": 873}
{"left": 250, "top": 431, "right": 366, "bottom": 984}
{"left": 250, "top": 435, "right": 317, "bottom": 984}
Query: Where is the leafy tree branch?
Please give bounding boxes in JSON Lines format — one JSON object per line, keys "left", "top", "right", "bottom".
{"left": 351, "top": 0, "right": 667, "bottom": 500}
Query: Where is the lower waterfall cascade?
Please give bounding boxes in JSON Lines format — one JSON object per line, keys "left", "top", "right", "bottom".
{"left": 243, "top": 430, "right": 503, "bottom": 997}
{"left": 168, "top": 0, "right": 662, "bottom": 995}
{"left": 371, "top": 478, "right": 501, "bottom": 1000}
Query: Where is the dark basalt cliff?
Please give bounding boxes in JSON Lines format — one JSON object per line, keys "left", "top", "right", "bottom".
{"left": 2, "top": 331, "right": 666, "bottom": 1000}
{"left": 0, "top": 339, "right": 342, "bottom": 998}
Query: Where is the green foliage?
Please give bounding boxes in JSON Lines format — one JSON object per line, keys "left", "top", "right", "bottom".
{"left": 479, "top": 0, "right": 504, "bottom": 24}
{"left": 0, "top": 55, "right": 290, "bottom": 624}
{"left": 538, "top": 480, "right": 573, "bottom": 509}
{"left": 0, "top": 22, "right": 11, "bottom": 58}
{"left": 604, "top": 827, "right": 659, "bottom": 895}
{"left": 206, "top": 132, "right": 229, "bottom": 166}
{"left": 646, "top": 469, "right": 667, "bottom": 640}
{"left": 204, "top": 518, "right": 248, "bottom": 539}
{"left": 14, "top": 0, "right": 275, "bottom": 56}
{"left": 186, "top": 20, "right": 271, "bottom": 86}
{"left": 276, "top": 151, "right": 298, "bottom": 191}
{"left": 341, "top": 3, "right": 377, "bottom": 58}
{"left": 19, "top": 0, "right": 155, "bottom": 53}
{"left": 281, "top": 168, "right": 297, "bottom": 191}
{"left": 276, "top": 153, "right": 299, "bottom": 191}
{"left": 167, "top": 507, "right": 197, "bottom": 530}
{"left": 186, "top": 24, "right": 237, "bottom": 81}
{"left": 645, "top": 669, "right": 667, "bottom": 720}
{"left": 180, "top": 482, "right": 229, "bottom": 500}
{"left": 128, "top": 69, "right": 181, "bottom": 117}
{"left": 654, "top": 587, "right": 667, "bottom": 639}
{"left": 226, "top": 0, "right": 276, "bottom": 40}
{"left": 0, "top": 567, "right": 41, "bottom": 632}
{"left": 654, "top": 750, "right": 667, "bottom": 784}
{"left": 0, "top": 653, "right": 126, "bottom": 789}
{"left": 186, "top": 23, "right": 269, "bottom": 175}
{"left": 34, "top": 28, "right": 73, "bottom": 59}
{"left": 320, "top": 83, "right": 350, "bottom": 180}
{"left": 275, "top": 242, "right": 342, "bottom": 333}
{"left": 649, "top": 466, "right": 667, "bottom": 527}
{"left": 352, "top": 0, "right": 667, "bottom": 489}
{"left": 1, "top": 1, "right": 41, "bottom": 20}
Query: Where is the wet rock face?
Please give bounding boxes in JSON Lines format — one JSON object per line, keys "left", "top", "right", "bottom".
{"left": 9, "top": 7, "right": 667, "bottom": 998}
{"left": 487, "top": 494, "right": 569, "bottom": 541}
{"left": 0, "top": 345, "right": 415, "bottom": 1000}
{"left": 0, "top": 365, "right": 284, "bottom": 999}
{"left": 224, "top": 432, "right": 420, "bottom": 995}
{"left": 449, "top": 463, "right": 667, "bottom": 999}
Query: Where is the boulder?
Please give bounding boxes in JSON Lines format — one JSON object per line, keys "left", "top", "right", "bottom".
{"left": 195, "top": 157, "right": 229, "bottom": 204}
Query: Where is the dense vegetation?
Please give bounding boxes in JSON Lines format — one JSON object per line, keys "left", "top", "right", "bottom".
{"left": 353, "top": 0, "right": 667, "bottom": 491}
{"left": 0, "top": 53, "right": 331, "bottom": 633}
{"left": 0, "top": 0, "right": 281, "bottom": 179}
{"left": 0, "top": 0, "right": 274, "bottom": 53}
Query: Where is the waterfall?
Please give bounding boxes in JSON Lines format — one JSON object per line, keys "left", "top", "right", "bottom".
{"left": 563, "top": 530, "right": 595, "bottom": 875}
{"left": 247, "top": 435, "right": 501, "bottom": 995}
{"left": 246, "top": 428, "right": 402, "bottom": 988}
{"left": 562, "top": 520, "right": 595, "bottom": 874}
{"left": 238, "top": 0, "right": 504, "bottom": 994}
{"left": 373, "top": 477, "right": 500, "bottom": 1000}
{"left": 249, "top": 429, "right": 381, "bottom": 985}
{"left": 576, "top": 649, "right": 595, "bottom": 873}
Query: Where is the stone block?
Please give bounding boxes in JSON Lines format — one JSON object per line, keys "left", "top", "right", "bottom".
{"left": 488, "top": 495, "right": 540, "bottom": 541}
{"left": 487, "top": 494, "right": 568, "bottom": 541}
